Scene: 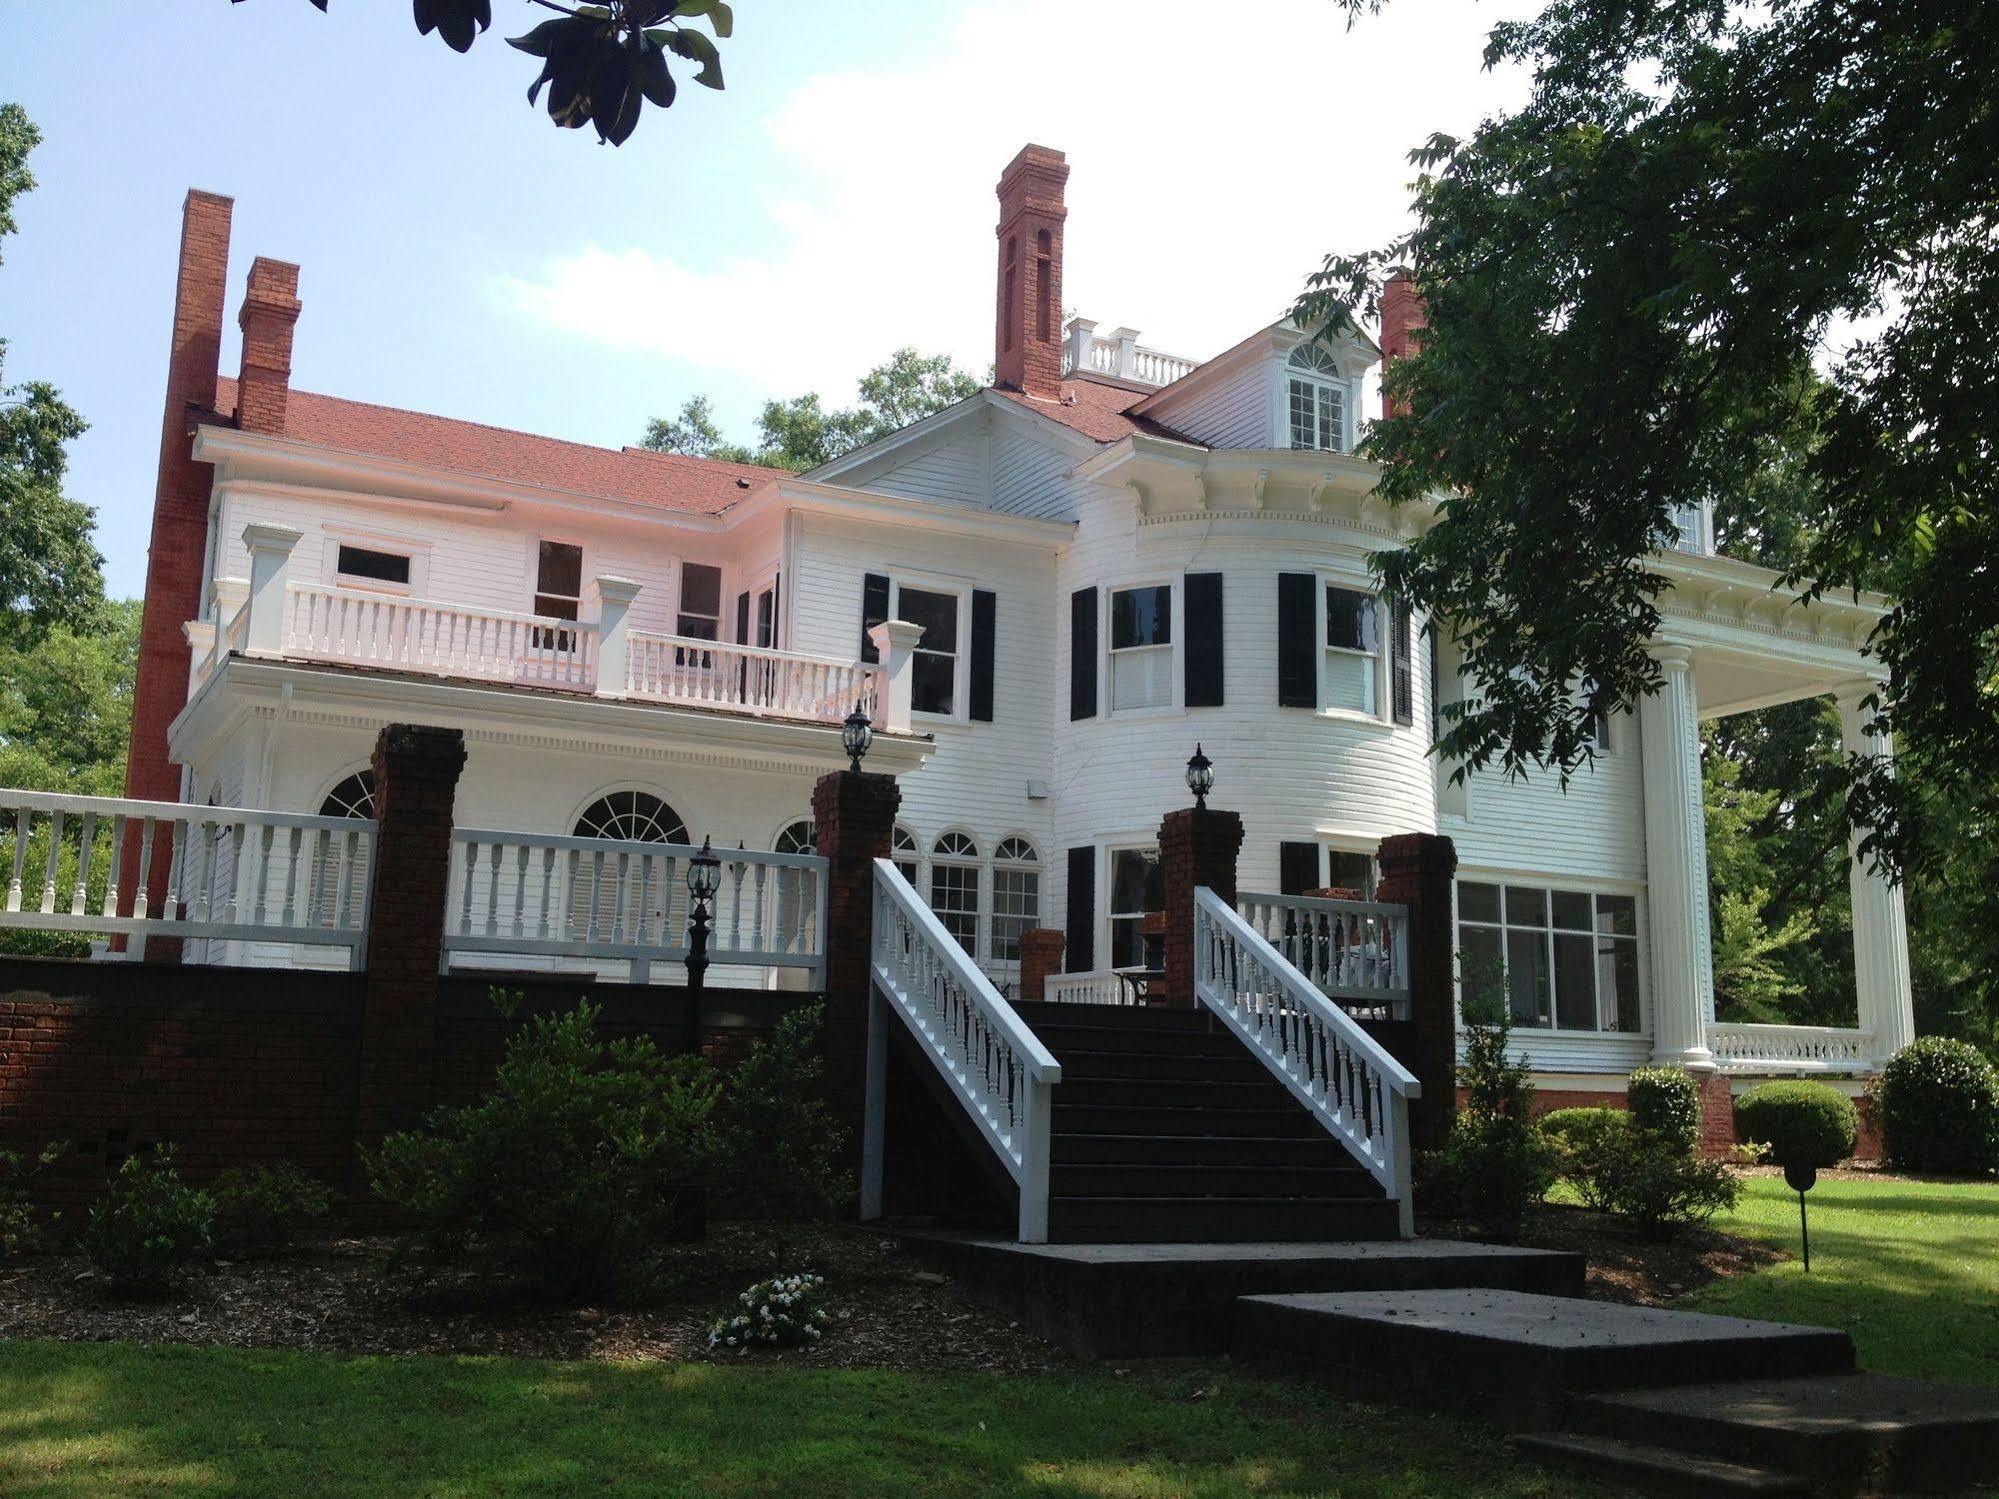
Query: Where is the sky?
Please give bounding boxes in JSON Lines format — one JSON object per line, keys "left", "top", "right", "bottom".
{"left": 2, "top": 0, "right": 1534, "bottom": 598}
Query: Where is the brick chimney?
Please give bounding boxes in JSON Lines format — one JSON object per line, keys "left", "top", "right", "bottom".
{"left": 994, "top": 144, "right": 1068, "bottom": 401}
{"left": 235, "top": 256, "right": 301, "bottom": 436}
{"left": 1378, "top": 269, "right": 1426, "bottom": 420}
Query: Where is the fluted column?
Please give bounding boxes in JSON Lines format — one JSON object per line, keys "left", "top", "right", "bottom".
{"left": 1837, "top": 684, "right": 1916, "bottom": 1063}
{"left": 1638, "top": 645, "right": 1715, "bottom": 1066}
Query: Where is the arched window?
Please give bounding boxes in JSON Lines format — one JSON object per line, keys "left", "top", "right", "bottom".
{"left": 990, "top": 836, "right": 1040, "bottom": 964}
{"left": 313, "top": 770, "right": 375, "bottom": 925}
{"left": 1286, "top": 343, "right": 1347, "bottom": 452}
{"left": 774, "top": 819, "right": 816, "bottom": 855}
{"left": 569, "top": 791, "right": 688, "bottom": 939}
{"left": 929, "top": 831, "right": 980, "bottom": 955}
{"left": 891, "top": 825, "right": 920, "bottom": 887}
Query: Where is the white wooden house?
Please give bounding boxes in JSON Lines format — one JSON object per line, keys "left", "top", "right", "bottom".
{"left": 106, "top": 145, "right": 1912, "bottom": 1099}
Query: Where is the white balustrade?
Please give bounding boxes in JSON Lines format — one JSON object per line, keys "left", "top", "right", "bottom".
{"left": 1234, "top": 891, "right": 1411, "bottom": 1021}
{"left": 1044, "top": 969, "right": 1130, "bottom": 1006}
{"left": 285, "top": 583, "right": 599, "bottom": 691}
{"left": 443, "top": 829, "right": 827, "bottom": 985}
{"left": 624, "top": 631, "right": 881, "bottom": 726}
{"left": 0, "top": 789, "right": 373, "bottom": 966}
{"left": 1060, "top": 322, "right": 1199, "bottom": 387}
{"left": 866, "top": 859, "right": 1061, "bottom": 1242}
{"left": 1195, "top": 886, "right": 1419, "bottom": 1236}
{"left": 1705, "top": 1022, "right": 1876, "bottom": 1075}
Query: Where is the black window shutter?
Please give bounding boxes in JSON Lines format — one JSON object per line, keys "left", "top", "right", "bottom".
{"left": 859, "top": 573, "right": 890, "bottom": 663}
{"left": 1427, "top": 627, "right": 1442, "bottom": 743}
{"left": 1184, "top": 572, "right": 1225, "bottom": 707}
{"left": 970, "top": 589, "right": 996, "bottom": 722}
{"left": 1280, "top": 841, "right": 1322, "bottom": 896}
{"left": 734, "top": 591, "right": 750, "bottom": 643}
{"left": 1390, "top": 599, "right": 1414, "bottom": 726}
{"left": 1065, "top": 846, "right": 1095, "bottom": 972}
{"left": 1070, "top": 586, "right": 1098, "bottom": 721}
{"left": 1277, "top": 572, "right": 1316, "bottom": 707}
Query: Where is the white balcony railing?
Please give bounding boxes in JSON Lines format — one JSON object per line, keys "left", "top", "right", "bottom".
{"left": 1045, "top": 969, "right": 1133, "bottom": 1006}
{"left": 1235, "top": 891, "right": 1411, "bottom": 1022}
{"left": 1061, "top": 319, "right": 1199, "bottom": 388}
{"left": 1706, "top": 1022, "right": 1875, "bottom": 1075}
{"left": 623, "top": 632, "right": 881, "bottom": 725}
{"left": 1, "top": 788, "right": 373, "bottom": 966}
{"left": 443, "top": 829, "right": 827, "bottom": 986}
{"left": 285, "top": 583, "right": 600, "bottom": 691}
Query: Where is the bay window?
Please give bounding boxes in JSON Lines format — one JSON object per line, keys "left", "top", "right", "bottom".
{"left": 1457, "top": 881, "right": 1641, "bottom": 1034}
{"left": 1109, "top": 583, "right": 1172, "bottom": 711}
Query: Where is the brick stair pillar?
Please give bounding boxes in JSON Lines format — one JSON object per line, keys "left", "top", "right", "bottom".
{"left": 1159, "top": 805, "right": 1244, "bottom": 1009}
{"left": 355, "top": 724, "right": 466, "bottom": 1150}
{"left": 811, "top": 766, "right": 901, "bottom": 1140}
{"left": 1018, "top": 929, "right": 1066, "bottom": 1002}
{"left": 1374, "top": 832, "right": 1460, "bottom": 1153}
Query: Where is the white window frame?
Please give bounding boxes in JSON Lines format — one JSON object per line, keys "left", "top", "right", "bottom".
{"left": 1305, "top": 837, "right": 1379, "bottom": 898}
{"left": 1453, "top": 874, "right": 1649, "bottom": 1038}
{"left": 1104, "top": 840, "right": 1164, "bottom": 973}
{"left": 929, "top": 830, "right": 983, "bottom": 955}
{"left": 1279, "top": 343, "right": 1356, "bottom": 453}
{"left": 891, "top": 824, "right": 922, "bottom": 888}
{"left": 321, "top": 525, "right": 430, "bottom": 596}
{"left": 1319, "top": 575, "right": 1386, "bottom": 722}
{"left": 531, "top": 536, "right": 586, "bottom": 622}
{"left": 989, "top": 835, "right": 1042, "bottom": 966}
{"left": 890, "top": 573, "right": 973, "bottom": 722}
{"left": 1102, "top": 577, "right": 1181, "bottom": 718}
{"left": 676, "top": 559, "right": 726, "bottom": 642}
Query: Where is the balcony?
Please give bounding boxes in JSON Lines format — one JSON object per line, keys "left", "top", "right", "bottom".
{"left": 1061, "top": 318, "right": 1200, "bottom": 388}
{"left": 188, "top": 526, "right": 908, "bottom": 733}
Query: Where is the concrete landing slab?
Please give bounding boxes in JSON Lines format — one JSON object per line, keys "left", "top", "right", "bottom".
{"left": 1233, "top": 1288, "right": 1853, "bottom": 1428}
{"left": 893, "top": 1232, "right": 1586, "bottom": 1359}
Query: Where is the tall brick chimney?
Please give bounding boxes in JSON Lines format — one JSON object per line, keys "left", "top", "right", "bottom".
{"left": 235, "top": 256, "right": 301, "bottom": 436}
{"left": 994, "top": 144, "right": 1068, "bottom": 401}
{"left": 1378, "top": 269, "right": 1426, "bottom": 420}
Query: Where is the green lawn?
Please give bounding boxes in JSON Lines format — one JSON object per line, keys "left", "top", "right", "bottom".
{"left": 1680, "top": 1174, "right": 1999, "bottom": 1386}
{"left": 0, "top": 1341, "right": 1598, "bottom": 1498}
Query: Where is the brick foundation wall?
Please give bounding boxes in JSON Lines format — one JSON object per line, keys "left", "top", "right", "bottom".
{"left": 0, "top": 956, "right": 808, "bottom": 1208}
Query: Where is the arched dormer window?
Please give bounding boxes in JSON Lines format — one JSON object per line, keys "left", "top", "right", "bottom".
{"left": 1286, "top": 343, "right": 1348, "bottom": 452}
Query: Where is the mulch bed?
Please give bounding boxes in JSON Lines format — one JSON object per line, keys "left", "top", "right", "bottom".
{"left": 1423, "top": 1202, "right": 1785, "bottom": 1307}
{"left": 0, "top": 1222, "right": 1070, "bottom": 1375}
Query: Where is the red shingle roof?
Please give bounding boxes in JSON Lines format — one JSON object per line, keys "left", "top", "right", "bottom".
{"left": 212, "top": 376, "right": 787, "bottom": 516}
{"left": 991, "top": 376, "right": 1206, "bottom": 447}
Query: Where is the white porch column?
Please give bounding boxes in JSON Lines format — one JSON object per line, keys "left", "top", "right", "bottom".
{"left": 590, "top": 575, "right": 642, "bottom": 698}
{"left": 241, "top": 524, "right": 301, "bottom": 657}
{"left": 1064, "top": 316, "right": 1097, "bottom": 374}
{"left": 868, "top": 619, "right": 925, "bottom": 735}
{"left": 1638, "top": 645, "right": 1716, "bottom": 1066}
{"left": 1837, "top": 684, "right": 1917, "bottom": 1063}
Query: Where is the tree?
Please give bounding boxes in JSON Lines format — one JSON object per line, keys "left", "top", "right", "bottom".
{"left": 246, "top": 1, "right": 732, "bottom": 147}
{"left": 0, "top": 599, "right": 141, "bottom": 797}
{"left": 1303, "top": 1, "right": 1999, "bottom": 882}
{"left": 0, "top": 104, "right": 102, "bottom": 649}
{"left": 641, "top": 347, "right": 982, "bottom": 473}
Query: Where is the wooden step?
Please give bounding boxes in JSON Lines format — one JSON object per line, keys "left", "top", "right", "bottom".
{"left": 1046, "top": 1048, "right": 1271, "bottom": 1083}
{"left": 1050, "top": 1132, "right": 1353, "bottom": 1168}
{"left": 1051, "top": 1162, "right": 1381, "bottom": 1200}
{"left": 1052, "top": 1103, "right": 1324, "bottom": 1138}
{"left": 1047, "top": 1194, "right": 1400, "bottom": 1243}
{"left": 1512, "top": 1433, "right": 1808, "bottom": 1496}
{"left": 1058, "top": 1076, "right": 1294, "bottom": 1110}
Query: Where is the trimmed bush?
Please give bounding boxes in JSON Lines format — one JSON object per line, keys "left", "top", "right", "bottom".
{"left": 1877, "top": 1037, "right": 1999, "bottom": 1176}
{"left": 81, "top": 1146, "right": 215, "bottom": 1296}
{"left": 1734, "top": 1081, "right": 1857, "bottom": 1169}
{"left": 1538, "top": 1108, "right": 1630, "bottom": 1211}
{"left": 210, "top": 1163, "right": 335, "bottom": 1258}
{"left": 1591, "top": 1129, "right": 1740, "bottom": 1237}
{"left": 1627, "top": 1067, "right": 1702, "bottom": 1151}
{"left": 717, "top": 1003, "right": 853, "bottom": 1220}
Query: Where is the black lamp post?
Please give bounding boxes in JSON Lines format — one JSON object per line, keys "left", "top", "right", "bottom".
{"left": 685, "top": 836, "right": 721, "bottom": 1006}
{"left": 1186, "top": 742, "right": 1215, "bottom": 811}
{"left": 843, "top": 705, "right": 874, "bottom": 775}
{"left": 1786, "top": 1160, "right": 1818, "bottom": 1273}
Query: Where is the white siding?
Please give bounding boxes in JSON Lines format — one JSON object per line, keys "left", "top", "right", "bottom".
{"left": 1145, "top": 354, "right": 1279, "bottom": 450}
{"left": 848, "top": 427, "right": 992, "bottom": 508}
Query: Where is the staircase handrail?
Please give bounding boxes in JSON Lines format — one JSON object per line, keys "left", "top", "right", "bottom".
{"left": 1195, "top": 885, "right": 1420, "bottom": 1236}
{"left": 868, "top": 858, "right": 1061, "bottom": 1242}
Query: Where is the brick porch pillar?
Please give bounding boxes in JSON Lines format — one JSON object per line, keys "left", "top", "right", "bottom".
{"left": 1696, "top": 1070, "right": 1737, "bottom": 1159}
{"left": 811, "top": 767, "right": 900, "bottom": 1136}
{"left": 1159, "top": 805, "right": 1244, "bottom": 1008}
{"left": 1018, "top": 929, "right": 1065, "bottom": 1002}
{"left": 1374, "top": 832, "right": 1459, "bottom": 1153}
{"left": 355, "top": 724, "right": 466, "bottom": 1148}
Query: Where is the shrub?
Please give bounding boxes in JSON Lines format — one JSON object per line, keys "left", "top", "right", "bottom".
{"left": 0, "top": 1143, "right": 64, "bottom": 1257}
{"left": 1876, "top": 1037, "right": 1999, "bottom": 1176}
{"left": 210, "top": 1163, "right": 335, "bottom": 1258}
{"left": 81, "top": 1146, "right": 215, "bottom": 1296}
{"left": 718, "top": 1003, "right": 852, "bottom": 1221}
{"left": 1537, "top": 1107, "right": 1631, "bottom": 1211}
{"left": 708, "top": 1272, "right": 832, "bottom": 1351}
{"left": 1734, "top": 1081, "right": 1857, "bottom": 1170}
{"left": 369, "top": 1001, "right": 723, "bottom": 1299}
{"left": 1627, "top": 1067, "right": 1702, "bottom": 1151}
{"left": 1590, "top": 1129, "right": 1740, "bottom": 1237}
{"left": 1430, "top": 991, "right": 1556, "bottom": 1237}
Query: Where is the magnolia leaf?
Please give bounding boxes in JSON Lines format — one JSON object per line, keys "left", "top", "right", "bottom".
{"left": 411, "top": 0, "right": 491, "bottom": 54}
{"left": 664, "top": 26, "right": 724, "bottom": 89}
{"left": 634, "top": 43, "right": 677, "bottom": 110}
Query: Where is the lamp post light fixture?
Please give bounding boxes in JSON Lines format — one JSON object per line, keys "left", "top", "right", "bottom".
{"left": 842, "top": 705, "right": 874, "bottom": 775}
{"left": 1186, "top": 743, "right": 1215, "bottom": 811}
{"left": 684, "top": 835, "right": 722, "bottom": 1003}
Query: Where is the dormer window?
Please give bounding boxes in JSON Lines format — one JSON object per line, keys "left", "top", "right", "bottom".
{"left": 1286, "top": 344, "right": 1348, "bottom": 452}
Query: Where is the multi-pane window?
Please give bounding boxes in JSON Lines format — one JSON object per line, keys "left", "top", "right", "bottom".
{"left": 313, "top": 770, "right": 375, "bottom": 925}
{"left": 1109, "top": 584, "right": 1172, "bottom": 711}
{"left": 569, "top": 791, "right": 689, "bottom": 938}
{"left": 534, "top": 540, "right": 584, "bottom": 651}
{"left": 1286, "top": 344, "right": 1347, "bottom": 451}
{"left": 773, "top": 819, "right": 815, "bottom": 948}
{"left": 1457, "top": 881, "right": 1641, "bottom": 1034}
{"left": 891, "top": 825, "right": 921, "bottom": 887}
{"left": 1109, "top": 846, "right": 1164, "bottom": 970}
{"left": 898, "top": 586, "right": 961, "bottom": 716}
{"left": 930, "top": 831, "right": 980, "bottom": 954}
{"left": 678, "top": 562, "right": 723, "bottom": 641}
{"left": 989, "top": 836, "right": 1041, "bottom": 964}
{"left": 774, "top": 819, "right": 815, "bottom": 855}
{"left": 335, "top": 546, "right": 411, "bottom": 587}
{"left": 1324, "top": 585, "right": 1380, "bottom": 714}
